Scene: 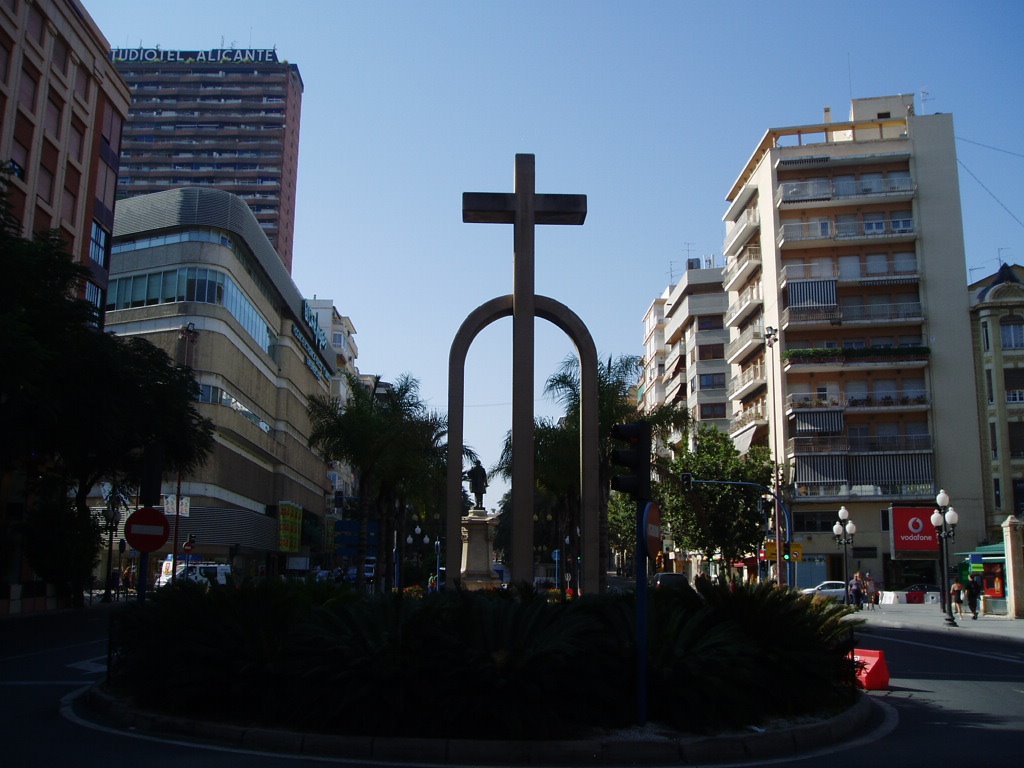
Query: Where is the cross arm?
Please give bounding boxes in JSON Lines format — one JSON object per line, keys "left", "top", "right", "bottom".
{"left": 463, "top": 192, "right": 587, "bottom": 225}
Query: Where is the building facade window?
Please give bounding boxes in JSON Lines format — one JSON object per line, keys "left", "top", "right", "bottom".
{"left": 697, "top": 315, "right": 724, "bottom": 331}
{"left": 698, "top": 373, "right": 726, "bottom": 390}
{"left": 994, "top": 478, "right": 1001, "bottom": 509}
{"left": 699, "top": 402, "right": 726, "bottom": 419}
{"left": 1001, "top": 316, "right": 1024, "bottom": 349}
{"left": 89, "top": 221, "right": 109, "bottom": 268}
{"left": 982, "top": 321, "right": 989, "bottom": 352}
{"left": 107, "top": 266, "right": 275, "bottom": 355}
{"left": 84, "top": 281, "right": 101, "bottom": 310}
{"left": 18, "top": 66, "right": 38, "bottom": 112}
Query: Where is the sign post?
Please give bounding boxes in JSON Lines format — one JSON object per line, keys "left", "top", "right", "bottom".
{"left": 124, "top": 506, "right": 170, "bottom": 602}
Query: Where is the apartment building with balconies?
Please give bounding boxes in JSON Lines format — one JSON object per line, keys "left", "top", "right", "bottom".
{"left": 641, "top": 290, "right": 668, "bottom": 415}
{"left": 723, "top": 94, "right": 984, "bottom": 587}
{"left": 970, "top": 263, "right": 1024, "bottom": 540}
{"left": 648, "top": 258, "right": 729, "bottom": 447}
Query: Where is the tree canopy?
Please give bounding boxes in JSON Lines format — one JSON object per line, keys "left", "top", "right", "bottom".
{"left": 657, "top": 425, "right": 774, "bottom": 570}
{"left": 0, "top": 183, "right": 213, "bottom": 602}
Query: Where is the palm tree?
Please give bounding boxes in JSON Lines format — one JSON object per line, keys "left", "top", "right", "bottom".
{"left": 544, "top": 354, "right": 688, "bottom": 590}
{"left": 308, "top": 373, "right": 428, "bottom": 589}
{"left": 492, "top": 417, "right": 579, "bottom": 578}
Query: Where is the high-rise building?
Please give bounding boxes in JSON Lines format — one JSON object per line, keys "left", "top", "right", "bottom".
{"left": 969, "top": 263, "right": 1024, "bottom": 536}
{"left": 109, "top": 47, "right": 302, "bottom": 272}
{"left": 0, "top": 0, "right": 130, "bottom": 311}
{"left": 722, "top": 94, "right": 984, "bottom": 588}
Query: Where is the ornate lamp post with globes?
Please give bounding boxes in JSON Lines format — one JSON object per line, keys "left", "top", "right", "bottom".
{"left": 833, "top": 506, "right": 856, "bottom": 605}
{"left": 931, "top": 489, "right": 959, "bottom": 627}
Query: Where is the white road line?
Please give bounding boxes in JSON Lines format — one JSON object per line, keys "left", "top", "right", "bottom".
{"left": 858, "top": 631, "right": 1024, "bottom": 665}
{"left": 0, "top": 638, "right": 105, "bottom": 663}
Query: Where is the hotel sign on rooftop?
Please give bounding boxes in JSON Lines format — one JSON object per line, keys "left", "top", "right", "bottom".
{"left": 110, "top": 48, "right": 279, "bottom": 64}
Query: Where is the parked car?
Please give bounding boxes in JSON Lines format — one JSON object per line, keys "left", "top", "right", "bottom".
{"left": 345, "top": 557, "right": 377, "bottom": 582}
{"left": 800, "top": 580, "right": 847, "bottom": 601}
{"left": 155, "top": 562, "right": 231, "bottom": 588}
{"left": 652, "top": 572, "right": 690, "bottom": 590}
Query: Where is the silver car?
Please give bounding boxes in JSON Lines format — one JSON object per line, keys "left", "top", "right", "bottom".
{"left": 801, "top": 580, "right": 847, "bottom": 601}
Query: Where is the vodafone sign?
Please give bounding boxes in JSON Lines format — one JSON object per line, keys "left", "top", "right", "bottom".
{"left": 890, "top": 506, "right": 939, "bottom": 559}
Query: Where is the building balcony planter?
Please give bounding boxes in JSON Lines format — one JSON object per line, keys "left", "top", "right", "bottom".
{"left": 782, "top": 346, "right": 930, "bottom": 365}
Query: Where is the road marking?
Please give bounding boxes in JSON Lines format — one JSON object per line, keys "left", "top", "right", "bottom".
{"left": 0, "top": 638, "right": 105, "bottom": 663}
{"left": 858, "top": 631, "right": 1024, "bottom": 665}
{"left": 60, "top": 686, "right": 900, "bottom": 768}
{"left": 67, "top": 656, "right": 107, "bottom": 674}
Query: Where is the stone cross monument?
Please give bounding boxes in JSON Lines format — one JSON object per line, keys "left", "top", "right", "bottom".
{"left": 448, "top": 154, "right": 600, "bottom": 593}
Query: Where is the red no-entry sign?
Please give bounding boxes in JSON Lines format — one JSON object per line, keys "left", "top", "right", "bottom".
{"left": 124, "top": 506, "right": 170, "bottom": 553}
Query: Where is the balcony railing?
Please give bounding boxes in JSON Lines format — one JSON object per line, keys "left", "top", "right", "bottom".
{"left": 778, "top": 217, "right": 915, "bottom": 246}
{"left": 723, "top": 208, "right": 760, "bottom": 255}
{"left": 788, "top": 434, "right": 932, "bottom": 453}
{"left": 782, "top": 345, "right": 930, "bottom": 366}
{"left": 780, "top": 262, "right": 920, "bottom": 285}
{"left": 722, "top": 246, "right": 762, "bottom": 289}
{"left": 724, "top": 283, "right": 763, "bottom": 327}
{"left": 777, "top": 176, "right": 915, "bottom": 204}
{"left": 782, "top": 301, "right": 922, "bottom": 328}
{"left": 787, "top": 391, "right": 929, "bottom": 410}
{"left": 727, "top": 363, "right": 765, "bottom": 398}
{"left": 780, "top": 263, "right": 839, "bottom": 283}
{"left": 725, "top": 323, "right": 765, "bottom": 362}
{"left": 730, "top": 407, "right": 766, "bottom": 432}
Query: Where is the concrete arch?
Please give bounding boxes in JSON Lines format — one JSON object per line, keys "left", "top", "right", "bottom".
{"left": 447, "top": 295, "right": 600, "bottom": 594}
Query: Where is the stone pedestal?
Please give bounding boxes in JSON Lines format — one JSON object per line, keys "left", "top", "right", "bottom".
{"left": 461, "top": 508, "right": 500, "bottom": 590}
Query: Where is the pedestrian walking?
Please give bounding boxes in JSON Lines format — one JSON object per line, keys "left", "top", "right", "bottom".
{"left": 864, "top": 572, "right": 877, "bottom": 610}
{"left": 966, "top": 575, "right": 981, "bottom": 620}
{"left": 849, "top": 571, "right": 864, "bottom": 610}
{"left": 950, "top": 577, "right": 965, "bottom": 619}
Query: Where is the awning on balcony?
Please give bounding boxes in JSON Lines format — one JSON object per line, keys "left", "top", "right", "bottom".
{"left": 793, "top": 410, "right": 844, "bottom": 435}
{"left": 795, "top": 455, "right": 848, "bottom": 484}
{"left": 788, "top": 279, "right": 837, "bottom": 308}
{"left": 849, "top": 453, "right": 933, "bottom": 484}
{"left": 732, "top": 425, "right": 756, "bottom": 456}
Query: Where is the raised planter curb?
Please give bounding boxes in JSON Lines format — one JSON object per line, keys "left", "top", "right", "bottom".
{"left": 77, "top": 685, "right": 872, "bottom": 765}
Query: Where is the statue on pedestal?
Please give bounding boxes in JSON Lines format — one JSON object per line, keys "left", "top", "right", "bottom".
{"left": 463, "top": 460, "right": 488, "bottom": 510}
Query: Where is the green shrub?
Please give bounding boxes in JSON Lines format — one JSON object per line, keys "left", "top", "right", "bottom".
{"left": 108, "top": 579, "right": 860, "bottom": 738}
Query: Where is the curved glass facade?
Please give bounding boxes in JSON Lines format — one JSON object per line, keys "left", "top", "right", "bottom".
{"left": 106, "top": 265, "right": 275, "bottom": 354}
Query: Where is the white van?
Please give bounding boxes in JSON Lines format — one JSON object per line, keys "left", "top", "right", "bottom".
{"left": 156, "top": 561, "right": 232, "bottom": 587}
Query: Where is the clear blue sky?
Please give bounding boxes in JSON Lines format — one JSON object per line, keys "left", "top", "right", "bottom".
{"left": 88, "top": 1, "right": 1024, "bottom": 506}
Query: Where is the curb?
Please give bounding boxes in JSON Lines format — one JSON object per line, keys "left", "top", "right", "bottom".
{"left": 77, "top": 685, "right": 872, "bottom": 765}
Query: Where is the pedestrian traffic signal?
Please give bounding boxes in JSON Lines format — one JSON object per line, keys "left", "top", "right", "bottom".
{"left": 610, "top": 421, "right": 652, "bottom": 502}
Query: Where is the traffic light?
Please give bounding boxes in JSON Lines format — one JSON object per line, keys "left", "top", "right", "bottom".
{"left": 610, "top": 421, "right": 651, "bottom": 501}
{"left": 187, "top": 534, "right": 197, "bottom": 546}
{"left": 782, "top": 542, "right": 791, "bottom": 562}
{"left": 680, "top": 473, "right": 693, "bottom": 491}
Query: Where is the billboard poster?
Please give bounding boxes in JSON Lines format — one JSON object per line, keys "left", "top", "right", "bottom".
{"left": 278, "top": 502, "right": 303, "bottom": 553}
{"left": 889, "top": 506, "right": 939, "bottom": 560}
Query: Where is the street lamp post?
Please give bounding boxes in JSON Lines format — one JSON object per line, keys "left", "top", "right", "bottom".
{"left": 434, "top": 537, "right": 442, "bottom": 592}
{"left": 931, "top": 489, "right": 959, "bottom": 627}
{"left": 833, "top": 506, "right": 856, "bottom": 605}
{"left": 172, "top": 322, "right": 199, "bottom": 585}
{"left": 101, "top": 504, "right": 120, "bottom": 603}
{"left": 764, "top": 326, "right": 785, "bottom": 585}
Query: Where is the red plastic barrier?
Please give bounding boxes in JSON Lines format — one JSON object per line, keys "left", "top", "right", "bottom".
{"left": 853, "top": 648, "right": 890, "bottom": 690}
